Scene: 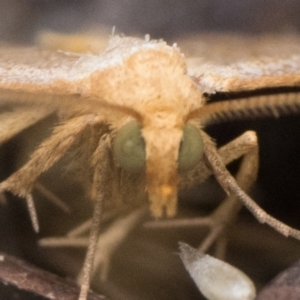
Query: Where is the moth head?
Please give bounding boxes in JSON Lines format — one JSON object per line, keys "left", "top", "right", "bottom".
{"left": 99, "top": 39, "right": 205, "bottom": 217}
{"left": 113, "top": 114, "right": 204, "bottom": 218}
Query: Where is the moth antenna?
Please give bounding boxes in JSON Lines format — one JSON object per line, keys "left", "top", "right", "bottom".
{"left": 188, "top": 92, "right": 300, "bottom": 126}
{"left": 202, "top": 132, "right": 300, "bottom": 240}
{"left": 78, "top": 193, "right": 104, "bottom": 300}
{"left": 25, "top": 194, "right": 39, "bottom": 233}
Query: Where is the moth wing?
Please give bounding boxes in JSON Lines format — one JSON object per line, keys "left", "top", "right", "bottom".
{"left": 182, "top": 34, "right": 300, "bottom": 94}
{"left": 0, "top": 45, "right": 106, "bottom": 98}
{"left": 0, "top": 36, "right": 160, "bottom": 108}
{"left": 0, "top": 40, "right": 116, "bottom": 144}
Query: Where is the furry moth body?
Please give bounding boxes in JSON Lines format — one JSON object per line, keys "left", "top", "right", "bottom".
{"left": 1, "top": 35, "right": 300, "bottom": 299}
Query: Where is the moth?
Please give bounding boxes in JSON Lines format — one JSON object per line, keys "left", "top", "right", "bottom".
{"left": 1, "top": 34, "right": 300, "bottom": 300}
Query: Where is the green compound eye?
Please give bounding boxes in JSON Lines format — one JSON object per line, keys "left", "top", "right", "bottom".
{"left": 178, "top": 123, "right": 204, "bottom": 172}
{"left": 113, "top": 121, "right": 146, "bottom": 172}
{"left": 114, "top": 122, "right": 203, "bottom": 173}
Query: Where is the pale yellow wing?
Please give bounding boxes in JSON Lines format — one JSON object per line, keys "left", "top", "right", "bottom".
{"left": 3, "top": 34, "right": 300, "bottom": 99}
{"left": 0, "top": 45, "right": 103, "bottom": 96}
{"left": 0, "top": 36, "right": 170, "bottom": 98}
{"left": 181, "top": 34, "right": 300, "bottom": 93}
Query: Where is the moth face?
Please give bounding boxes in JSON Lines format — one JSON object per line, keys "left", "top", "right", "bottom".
{"left": 97, "top": 39, "right": 205, "bottom": 217}
{"left": 113, "top": 118, "right": 204, "bottom": 218}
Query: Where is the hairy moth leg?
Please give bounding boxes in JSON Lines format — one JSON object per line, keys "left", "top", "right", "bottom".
{"left": 82, "top": 134, "right": 147, "bottom": 283}
{"left": 78, "top": 132, "right": 147, "bottom": 299}
{"left": 145, "top": 130, "right": 258, "bottom": 256}
{"left": 75, "top": 133, "right": 111, "bottom": 300}
{"left": 39, "top": 133, "right": 146, "bottom": 296}
{"left": 0, "top": 110, "right": 71, "bottom": 214}
{"left": 0, "top": 105, "right": 55, "bottom": 204}
{"left": 78, "top": 191, "right": 103, "bottom": 300}
{"left": 0, "top": 114, "right": 96, "bottom": 231}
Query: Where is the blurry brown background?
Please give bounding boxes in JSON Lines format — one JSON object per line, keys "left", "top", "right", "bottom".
{"left": 1, "top": 1, "right": 300, "bottom": 299}
{"left": 2, "top": 0, "right": 300, "bottom": 43}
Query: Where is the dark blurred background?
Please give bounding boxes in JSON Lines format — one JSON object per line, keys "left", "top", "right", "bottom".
{"left": 1, "top": 0, "right": 300, "bottom": 43}
{"left": 1, "top": 1, "right": 300, "bottom": 299}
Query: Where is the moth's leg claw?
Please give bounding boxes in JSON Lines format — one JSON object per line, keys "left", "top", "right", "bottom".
{"left": 0, "top": 179, "right": 64, "bottom": 233}
{"left": 0, "top": 181, "right": 40, "bottom": 232}
{"left": 144, "top": 199, "right": 237, "bottom": 259}
{"left": 197, "top": 194, "right": 242, "bottom": 257}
